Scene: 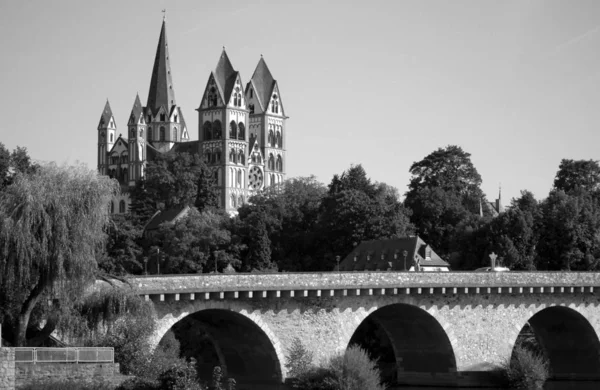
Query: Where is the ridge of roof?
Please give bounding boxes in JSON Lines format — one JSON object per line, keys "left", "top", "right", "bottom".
{"left": 147, "top": 20, "right": 176, "bottom": 115}
{"left": 250, "top": 57, "right": 275, "bottom": 112}
{"left": 214, "top": 49, "right": 237, "bottom": 103}
{"left": 98, "top": 100, "right": 113, "bottom": 129}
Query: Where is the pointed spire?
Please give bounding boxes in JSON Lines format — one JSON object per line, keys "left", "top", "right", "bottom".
{"left": 250, "top": 56, "right": 275, "bottom": 111}
{"left": 213, "top": 48, "right": 238, "bottom": 104}
{"left": 129, "top": 93, "right": 143, "bottom": 124}
{"left": 98, "top": 100, "right": 113, "bottom": 129}
{"left": 147, "top": 20, "right": 176, "bottom": 114}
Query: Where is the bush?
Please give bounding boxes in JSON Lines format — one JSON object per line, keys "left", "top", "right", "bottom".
{"left": 158, "top": 358, "right": 203, "bottom": 390}
{"left": 19, "top": 379, "right": 112, "bottom": 390}
{"left": 286, "top": 337, "right": 314, "bottom": 379}
{"left": 502, "top": 344, "right": 549, "bottom": 389}
{"left": 115, "top": 377, "right": 159, "bottom": 390}
{"left": 293, "top": 344, "right": 386, "bottom": 390}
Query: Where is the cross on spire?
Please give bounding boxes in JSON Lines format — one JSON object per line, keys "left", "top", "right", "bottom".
{"left": 162, "top": 9, "right": 166, "bottom": 21}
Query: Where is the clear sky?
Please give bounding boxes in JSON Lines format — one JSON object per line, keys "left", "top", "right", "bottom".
{"left": 2, "top": 0, "right": 600, "bottom": 203}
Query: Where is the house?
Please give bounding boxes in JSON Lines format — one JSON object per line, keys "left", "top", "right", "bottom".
{"left": 339, "top": 236, "right": 450, "bottom": 272}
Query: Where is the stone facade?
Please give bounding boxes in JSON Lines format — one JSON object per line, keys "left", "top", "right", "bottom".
{"left": 0, "top": 348, "right": 15, "bottom": 390}
{"left": 15, "top": 362, "right": 119, "bottom": 387}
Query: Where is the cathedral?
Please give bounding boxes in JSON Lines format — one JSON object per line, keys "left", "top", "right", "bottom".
{"left": 97, "top": 20, "right": 287, "bottom": 214}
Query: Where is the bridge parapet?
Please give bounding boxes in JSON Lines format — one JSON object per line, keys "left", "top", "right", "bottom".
{"left": 128, "top": 271, "right": 600, "bottom": 302}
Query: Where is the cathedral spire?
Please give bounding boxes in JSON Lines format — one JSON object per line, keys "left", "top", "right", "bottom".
{"left": 129, "top": 93, "right": 143, "bottom": 124}
{"left": 147, "top": 20, "right": 175, "bottom": 114}
{"left": 249, "top": 56, "right": 275, "bottom": 111}
{"left": 98, "top": 99, "right": 114, "bottom": 129}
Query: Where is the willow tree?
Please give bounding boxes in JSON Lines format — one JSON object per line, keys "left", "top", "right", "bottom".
{"left": 0, "top": 163, "right": 118, "bottom": 346}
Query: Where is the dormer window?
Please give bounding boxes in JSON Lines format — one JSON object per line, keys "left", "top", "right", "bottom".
{"left": 174, "top": 115, "right": 178, "bottom": 123}
{"left": 160, "top": 113, "right": 166, "bottom": 121}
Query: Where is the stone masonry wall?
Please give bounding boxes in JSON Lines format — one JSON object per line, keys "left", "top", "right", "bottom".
{"left": 0, "top": 348, "right": 15, "bottom": 390}
{"left": 15, "top": 362, "right": 119, "bottom": 387}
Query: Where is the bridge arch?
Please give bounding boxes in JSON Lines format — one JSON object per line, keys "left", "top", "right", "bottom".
{"left": 348, "top": 303, "right": 457, "bottom": 384}
{"left": 152, "top": 300, "right": 284, "bottom": 385}
{"left": 510, "top": 305, "right": 600, "bottom": 377}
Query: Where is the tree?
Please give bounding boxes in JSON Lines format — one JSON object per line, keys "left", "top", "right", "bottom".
{"left": 0, "top": 144, "right": 38, "bottom": 190}
{"left": 553, "top": 159, "right": 600, "bottom": 194}
{"left": 0, "top": 143, "right": 10, "bottom": 189}
{"left": 97, "top": 214, "right": 144, "bottom": 275}
{"left": 318, "top": 165, "right": 413, "bottom": 268}
{"left": 0, "top": 163, "right": 118, "bottom": 346}
{"left": 405, "top": 145, "right": 487, "bottom": 258}
{"left": 195, "top": 164, "right": 219, "bottom": 212}
{"left": 243, "top": 209, "right": 275, "bottom": 271}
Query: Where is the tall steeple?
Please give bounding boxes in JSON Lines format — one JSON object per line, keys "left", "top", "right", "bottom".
{"left": 147, "top": 20, "right": 176, "bottom": 114}
{"left": 248, "top": 56, "right": 275, "bottom": 112}
{"left": 213, "top": 48, "right": 237, "bottom": 105}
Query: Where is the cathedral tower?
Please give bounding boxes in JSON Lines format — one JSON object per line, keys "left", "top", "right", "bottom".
{"left": 128, "top": 94, "right": 146, "bottom": 186}
{"left": 97, "top": 100, "right": 116, "bottom": 176}
{"left": 145, "top": 20, "right": 188, "bottom": 153}
{"left": 245, "top": 56, "right": 287, "bottom": 189}
{"left": 198, "top": 49, "right": 249, "bottom": 212}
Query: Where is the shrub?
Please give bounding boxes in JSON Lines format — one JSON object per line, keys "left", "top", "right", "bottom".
{"left": 294, "top": 344, "right": 386, "bottom": 390}
{"left": 502, "top": 343, "right": 549, "bottom": 389}
{"left": 286, "top": 337, "right": 314, "bottom": 379}
{"left": 115, "top": 377, "right": 159, "bottom": 390}
{"left": 158, "top": 358, "right": 203, "bottom": 390}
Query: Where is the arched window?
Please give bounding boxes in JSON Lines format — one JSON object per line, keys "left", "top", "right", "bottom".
{"left": 140, "top": 129, "right": 144, "bottom": 138}
{"left": 238, "top": 151, "right": 245, "bottom": 165}
{"left": 237, "top": 93, "right": 242, "bottom": 107}
{"left": 160, "top": 113, "right": 166, "bottom": 121}
{"left": 233, "top": 94, "right": 238, "bottom": 107}
{"left": 173, "top": 128, "right": 177, "bottom": 142}
{"left": 100, "top": 133, "right": 105, "bottom": 142}
{"left": 268, "top": 154, "right": 275, "bottom": 170}
{"left": 229, "top": 121, "right": 237, "bottom": 139}
{"left": 256, "top": 154, "right": 262, "bottom": 164}
{"left": 276, "top": 131, "right": 282, "bottom": 148}
{"left": 159, "top": 126, "right": 166, "bottom": 141}
{"left": 237, "top": 170, "right": 242, "bottom": 187}
{"left": 110, "top": 201, "right": 114, "bottom": 214}
{"left": 216, "top": 150, "right": 221, "bottom": 163}
{"left": 229, "top": 150, "right": 235, "bottom": 162}
{"left": 205, "top": 152, "right": 212, "bottom": 164}
{"left": 275, "top": 101, "right": 279, "bottom": 114}
{"left": 276, "top": 155, "right": 283, "bottom": 172}
{"left": 130, "top": 130, "right": 135, "bottom": 138}
{"left": 238, "top": 123, "right": 245, "bottom": 140}
{"left": 119, "top": 200, "right": 125, "bottom": 213}
{"left": 268, "top": 130, "right": 274, "bottom": 146}
{"left": 270, "top": 174, "right": 275, "bottom": 186}
{"left": 147, "top": 128, "right": 152, "bottom": 141}
{"left": 121, "top": 152, "right": 128, "bottom": 164}
{"left": 271, "top": 101, "right": 275, "bottom": 112}
{"left": 213, "top": 120, "right": 222, "bottom": 140}
{"left": 121, "top": 168, "right": 128, "bottom": 182}
{"left": 252, "top": 154, "right": 256, "bottom": 163}
{"left": 211, "top": 152, "right": 217, "bottom": 164}
{"left": 203, "top": 122, "right": 212, "bottom": 140}
{"left": 208, "top": 87, "right": 217, "bottom": 107}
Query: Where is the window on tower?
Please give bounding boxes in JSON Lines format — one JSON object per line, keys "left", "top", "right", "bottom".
{"left": 110, "top": 134, "right": 113, "bottom": 142}
{"left": 229, "top": 121, "right": 237, "bottom": 139}
{"left": 119, "top": 200, "right": 126, "bottom": 213}
{"left": 249, "top": 104, "right": 254, "bottom": 114}
{"left": 203, "top": 122, "right": 212, "bottom": 140}
{"left": 250, "top": 89, "right": 253, "bottom": 98}
{"left": 148, "top": 128, "right": 153, "bottom": 141}
{"left": 238, "top": 123, "right": 245, "bottom": 140}
{"left": 160, "top": 113, "right": 166, "bottom": 121}
{"left": 159, "top": 127, "right": 166, "bottom": 141}
{"left": 238, "top": 151, "right": 245, "bottom": 165}
{"left": 276, "top": 155, "right": 283, "bottom": 172}
{"left": 173, "top": 128, "right": 177, "bottom": 142}
{"left": 268, "top": 154, "right": 275, "bottom": 170}
{"left": 213, "top": 120, "right": 222, "bottom": 140}
{"left": 268, "top": 130, "right": 274, "bottom": 146}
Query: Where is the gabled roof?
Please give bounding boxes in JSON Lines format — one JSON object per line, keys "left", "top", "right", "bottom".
{"left": 147, "top": 20, "right": 176, "bottom": 115}
{"left": 129, "top": 94, "right": 144, "bottom": 125}
{"left": 98, "top": 100, "right": 114, "bottom": 129}
{"left": 340, "top": 236, "right": 450, "bottom": 271}
{"left": 170, "top": 141, "right": 199, "bottom": 155}
{"left": 249, "top": 57, "right": 275, "bottom": 111}
{"left": 144, "top": 206, "right": 191, "bottom": 231}
{"left": 213, "top": 49, "right": 238, "bottom": 104}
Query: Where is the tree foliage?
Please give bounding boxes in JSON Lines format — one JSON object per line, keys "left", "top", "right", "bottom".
{"left": 0, "top": 163, "right": 117, "bottom": 346}
{"left": 553, "top": 159, "right": 600, "bottom": 194}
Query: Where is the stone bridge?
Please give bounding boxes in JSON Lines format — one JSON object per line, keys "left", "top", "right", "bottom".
{"left": 131, "top": 272, "right": 600, "bottom": 389}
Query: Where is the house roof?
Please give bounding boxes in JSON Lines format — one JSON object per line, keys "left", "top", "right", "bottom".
{"left": 146, "top": 20, "right": 176, "bottom": 115}
{"left": 339, "top": 236, "right": 450, "bottom": 271}
{"left": 248, "top": 57, "right": 275, "bottom": 111}
{"left": 98, "top": 100, "right": 113, "bottom": 129}
{"left": 170, "top": 141, "right": 199, "bottom": 155}
{"left": 144, "top": 206, "right": 190, "bottom": 231}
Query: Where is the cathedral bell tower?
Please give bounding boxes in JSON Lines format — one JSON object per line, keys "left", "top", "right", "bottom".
{"left": 128, "top": 94, "right": 146, "bottom": 186}
{"left": 197, "top": 49, "right": 249, "bottom": 212}
{"left": 245, "top": 56, "right": 288, "bottom": 190}
{"left": 97, "top": 100, "right": 116, "bottom": 176}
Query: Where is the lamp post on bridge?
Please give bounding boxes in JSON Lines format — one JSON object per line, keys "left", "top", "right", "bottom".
{"left": 402, "top": 250, "right": 408, "bottom": 271}
{"left": 156, "top": 248, "right": 160, "bottom": 275}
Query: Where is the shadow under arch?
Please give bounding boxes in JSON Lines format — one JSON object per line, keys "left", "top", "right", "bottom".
{"left": 515, "top": 306, "right": 600, "bottom": 377}
{"left": 158, "top": 308, "right": 282, "bottom": 386}
{"left": 348, "top": 303, "right": 456, "bottom": 385}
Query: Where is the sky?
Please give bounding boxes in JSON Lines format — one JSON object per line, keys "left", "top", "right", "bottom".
{"left": 2, "top": 0, "right": 600, "bottom": 203}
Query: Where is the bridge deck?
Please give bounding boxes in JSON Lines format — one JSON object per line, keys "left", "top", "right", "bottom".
{"left": 125, "top": 272, "right": 600, "bottom": 301}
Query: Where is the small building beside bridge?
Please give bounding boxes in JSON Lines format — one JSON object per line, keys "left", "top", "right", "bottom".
{"left": 339, "top": 236, "right": 450, "bottom": 272}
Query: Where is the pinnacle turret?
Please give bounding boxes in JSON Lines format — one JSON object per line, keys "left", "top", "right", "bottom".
{"left": 129, "top": 93, "right": 144, "bottom": 124}
{"left": 147, "top": 20, "right": 176, "bottom": 114}
{"left": 98, "top": 100, "right": 114, "bottom": 129}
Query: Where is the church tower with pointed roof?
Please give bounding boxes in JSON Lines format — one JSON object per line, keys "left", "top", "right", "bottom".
{"left": 197, "top": 49, "right": 250, "bottom": 212}
{"left": 97, "top": 100, "right": 116, "bottom": 176}
{"left": 245, "top": 56, "right": 288, "bottom": 191}
{"left": 128, "top": 94, "right": 147, "bottom": 186}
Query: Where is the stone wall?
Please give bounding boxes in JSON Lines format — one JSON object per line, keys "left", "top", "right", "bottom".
{"left": 15, "top": 362, "right": 119, "bottom": 387}
{"left": 0, "top": 348, "right": 15, "bottom": 390}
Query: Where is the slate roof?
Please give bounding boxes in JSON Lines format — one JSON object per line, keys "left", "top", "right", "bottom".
{"left": 248, "top": 57, "right": 275, "bottom": 111}
{"left": 339, "top": 236, "right": 450, "bottom": 271}
{"left": 170, "top": 141, "right": 200, "bottom": 155}
{"left": 129, "top": 94, "right": 144, "bottom": 124}
{"left": 213, "top": 49, "right": 238, "bottom": 104}
{"left": 146, "top": 20, "right": 176, "bottom": 115}
{"left": 98, "top": 100, "right": 113, "bottom": 129}
{"left": 144, "top": 206, "right": 190, "bottom": 231}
